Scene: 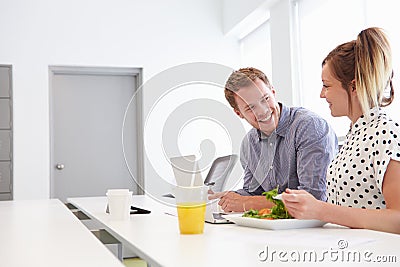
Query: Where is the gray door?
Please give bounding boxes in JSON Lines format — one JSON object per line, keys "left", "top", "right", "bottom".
{"left": 50, "top": 66, "right": 143, "bottom": 202}
{"left": 0, "top": 65, "right": 12, "bottom": 200}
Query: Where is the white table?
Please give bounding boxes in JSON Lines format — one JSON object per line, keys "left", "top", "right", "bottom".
{"left": 68, "top": 195, "right": 400, "bottom": 267}
{"left": 0, "top": 199, "right": 125, "bottom": 267}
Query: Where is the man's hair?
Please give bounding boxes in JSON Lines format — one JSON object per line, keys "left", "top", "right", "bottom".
{"left": 224, "top": 67, "right": 272, "bottom": 110}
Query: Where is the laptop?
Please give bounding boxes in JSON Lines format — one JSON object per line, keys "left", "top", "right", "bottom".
{"left": 203, "top": 155, "right": 238, "bottom": 193}
{"left": 165, "top": 154, "right": 238, "bottom": 223}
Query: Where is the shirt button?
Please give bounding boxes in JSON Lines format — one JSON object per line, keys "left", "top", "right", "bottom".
{"left": 270, "top": 143, "right": 273, "bottom": 146}
{"left": 270, "top": 166, "right": 273, "bottom": 169}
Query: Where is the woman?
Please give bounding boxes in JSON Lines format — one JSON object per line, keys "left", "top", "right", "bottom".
{"left": 282, "top": 27, "right": 400, "bottom": 234}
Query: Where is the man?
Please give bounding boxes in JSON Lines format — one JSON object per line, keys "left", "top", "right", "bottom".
{"left": 209, "top": 67, "right": 337, "bottom": 212}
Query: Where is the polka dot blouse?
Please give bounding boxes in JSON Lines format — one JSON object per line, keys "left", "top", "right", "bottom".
{"left": 327, "top": 108, "right": 400, "bottom": 209}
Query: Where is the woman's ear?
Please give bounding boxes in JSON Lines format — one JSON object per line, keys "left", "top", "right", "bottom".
{"left": 271, "top": 87, "right": 276, "bottom": 96}
{"left": 351, "top": 79, "right": 356, "bottom": 92}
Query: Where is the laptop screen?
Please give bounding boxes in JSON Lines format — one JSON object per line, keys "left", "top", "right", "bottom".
{"left": 203, "top": 155, "right": 238, "bottom": 192}
{"left": 170, "top": 154, "right": 238, "bottom": 191}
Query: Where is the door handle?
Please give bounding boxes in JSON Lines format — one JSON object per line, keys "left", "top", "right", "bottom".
{"left": 56, "top": 164, "right": 65, "bottom": 170}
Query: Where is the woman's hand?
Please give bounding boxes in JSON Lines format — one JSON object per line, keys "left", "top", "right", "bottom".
{"left": 282, "top": 189, "right": 324, "bottom": 220}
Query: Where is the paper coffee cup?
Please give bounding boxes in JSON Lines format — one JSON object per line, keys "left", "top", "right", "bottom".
{"left": 106, "top": 189, "right": 132, "bottom": 220}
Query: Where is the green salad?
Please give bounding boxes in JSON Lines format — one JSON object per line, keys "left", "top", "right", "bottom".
{"left": 242, "top": 186, "right": 293, "bottom": 219}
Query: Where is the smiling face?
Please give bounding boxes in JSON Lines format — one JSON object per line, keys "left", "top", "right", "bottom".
{"left": 234, "top": 78, "right": 280, "bottom": 135}
{"left": 320, "top": 63, "right": 351, "bottom": 118}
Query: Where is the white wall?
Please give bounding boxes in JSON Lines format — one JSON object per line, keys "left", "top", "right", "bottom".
{"left": 0, "top": 0, "right": 241, "bottom": 199}
{"left": 222, "top": 0, "right": 279, "bottom": 38}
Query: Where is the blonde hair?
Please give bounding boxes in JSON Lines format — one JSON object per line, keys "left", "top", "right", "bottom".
{"left": 322, "top": 27, "right": 394, "bottom": 115}
{"left": 356, "top": 28, "right": 393, "bottom": 113}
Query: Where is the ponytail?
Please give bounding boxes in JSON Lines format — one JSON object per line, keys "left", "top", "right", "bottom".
{"left": 354, "top": 27, "right": 394, "bottom": 114}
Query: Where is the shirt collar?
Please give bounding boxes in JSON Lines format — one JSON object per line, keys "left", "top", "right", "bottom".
{"left": 350, "top": 107, "right": 381, "bottom": 134}
{"left": 276, "top": 103, "right": 289, "bottom": 137}
{"left": 257, "top": 102, "right": 287, "bottom": 140}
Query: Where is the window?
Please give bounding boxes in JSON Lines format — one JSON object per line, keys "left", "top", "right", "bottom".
{"left": 365, "top": 0, "right": 400, "bottom": 123}
{"left": 240, "top": 21, "right": 273, "bottom": 83}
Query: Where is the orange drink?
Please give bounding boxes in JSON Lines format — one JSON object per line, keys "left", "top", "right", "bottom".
{"left": 177, "top": 202, "right": 206, "bottom": 234}
{"left": 174, "top": 185, "right": 208, "bottom": 234}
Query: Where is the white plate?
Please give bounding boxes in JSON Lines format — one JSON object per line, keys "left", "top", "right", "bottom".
{"left": 222, "top": 214, "right": 326, "bottom": 230}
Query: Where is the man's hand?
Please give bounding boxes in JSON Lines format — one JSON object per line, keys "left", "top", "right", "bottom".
{"left": 208, "top": 191, "right": 246, "bottom": 212}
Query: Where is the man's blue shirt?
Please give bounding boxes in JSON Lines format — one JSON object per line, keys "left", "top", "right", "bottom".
{"left": 236, "top": 103, "right": 338, "bottom": 201}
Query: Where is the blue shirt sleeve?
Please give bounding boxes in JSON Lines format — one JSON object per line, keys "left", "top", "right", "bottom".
{"left": 294, "top": 115, "right": 338, "bottom": 201}
{"left": 235, "top": 132, "right": 271, "bottom": 196}
{"left": 235, "top": 134, "right": 253, "bottom": 196}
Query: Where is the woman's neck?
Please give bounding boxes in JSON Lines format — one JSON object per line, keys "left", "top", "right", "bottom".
{"left": 348, "top": 101, "right": 363, "bottom": 124}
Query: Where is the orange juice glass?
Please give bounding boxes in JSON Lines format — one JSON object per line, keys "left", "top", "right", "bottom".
{"left": 174, "top": 186, "right": 208, "bottom": 234}
{"left": 177, "top": 202, "right": 206, "bottom": 234}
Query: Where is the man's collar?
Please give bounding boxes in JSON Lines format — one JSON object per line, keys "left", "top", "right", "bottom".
{"left": 275, "top": 103, "right": 289, "bottom": 137}
{"left": 257, "top": 103, "right": 286, "bottom": 140}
